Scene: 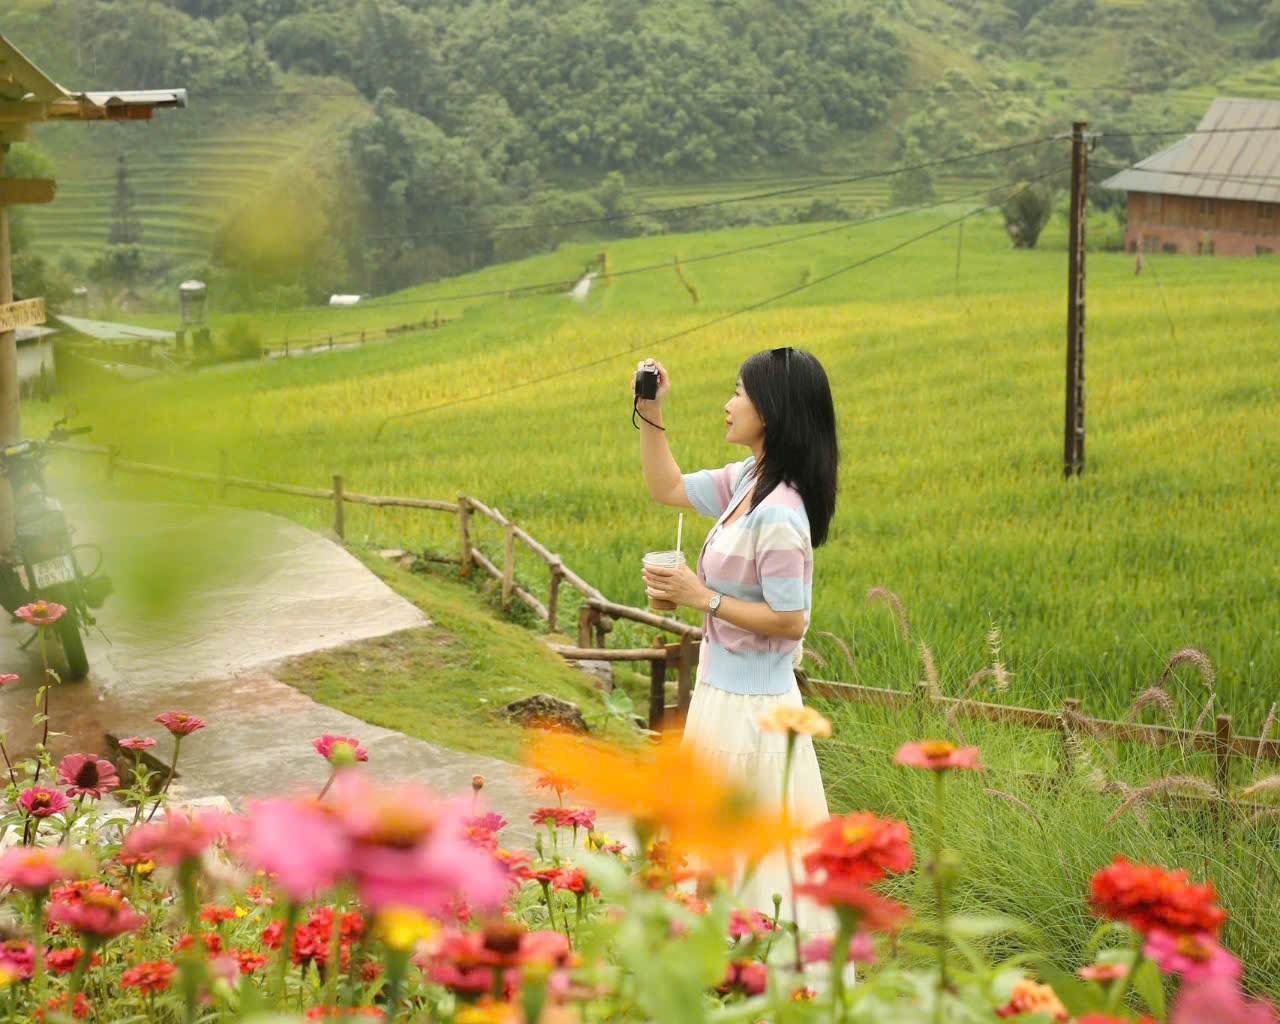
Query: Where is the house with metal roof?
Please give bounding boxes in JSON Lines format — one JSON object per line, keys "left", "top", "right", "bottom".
{"left": 1101, "top": 98, "right": 1280, "bottom": 258}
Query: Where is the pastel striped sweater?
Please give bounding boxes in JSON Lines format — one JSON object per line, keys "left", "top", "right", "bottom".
{"left": 683, "top": 456, "right": 812, "bottom": 696}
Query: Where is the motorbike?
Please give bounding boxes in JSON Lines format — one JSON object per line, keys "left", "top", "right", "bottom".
{"left": 0, "top": 419, "right": 112, "bottom": 680}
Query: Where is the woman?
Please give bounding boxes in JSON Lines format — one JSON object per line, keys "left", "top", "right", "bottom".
{"left": 635, "top": 348, "right": 838, "bottom": 925}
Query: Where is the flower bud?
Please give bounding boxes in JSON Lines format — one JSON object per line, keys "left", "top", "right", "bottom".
{"left": 471, "top": 774, "right": 485, "bottom": 792}
{"left": 328, "top": 741, "right": 359, "bottom": 769}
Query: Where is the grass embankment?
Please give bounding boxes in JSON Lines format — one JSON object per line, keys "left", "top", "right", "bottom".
{"left": 34, "top": 209, "right": 1276, "bottom": 723}
{"left": 273, "top": 551, "right": 624, "bottom": 762}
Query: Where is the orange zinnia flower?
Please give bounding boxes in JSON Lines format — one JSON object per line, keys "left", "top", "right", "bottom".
{"left": 803, "top": 812, "right": 913, "bottom": 884}
{"left": 996, "top": 979, "right": 1068, "bottom": 1022}
{"left": 526, "top": 732, "right": 800, "bottom": 873}
{"left": 1089, "top": 856, "right": 1226, "bottom": 937}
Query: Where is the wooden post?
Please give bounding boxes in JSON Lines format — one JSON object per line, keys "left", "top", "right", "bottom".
{"left": 676, "top": 635, "right": 696, "bottom": 716}
{"left": 502, "top": 522, "right": 515, "bottom": 608}
{"left": 0, "top": 145, "right": 18, "bottom": 553}
{"left": 594, "top": 613, "right": 613, "bottom": 650}
{"left": 577, "top": 606, "right": 595, "bottom": 649}
{"left": 1215, "top": 714, "right": 1233, "bottom": 795}
{"left": 649, "top": 638, "right": 667, "bottom": 731}
{"left": 547, "top": 560, "right": 563, "bottom": 633}
{"left": 457, "top": 497, "right": 473, "bottom": 575}
{"left": 1058, "top": 697, "right": 1082, "bottom": 776}
{"left": 332, "top": 474, "right": 345, "bottom": 540}
{"left": 328, "top": 335, "right": 334, "bottom": 350}
{"left": 1064, "top": 121, "right": 1089, "bottom": 478}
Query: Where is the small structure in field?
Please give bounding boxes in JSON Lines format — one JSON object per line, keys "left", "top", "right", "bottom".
{"left": 15, "top": 324, "right": 55, "bottom": 397}
{"left": 1102, "top": 98, "right": 1280, "bottom": 257}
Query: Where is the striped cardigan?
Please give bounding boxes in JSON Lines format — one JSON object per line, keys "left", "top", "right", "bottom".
{"left": 683, "top": 456, "right": 812, "bottom": 696}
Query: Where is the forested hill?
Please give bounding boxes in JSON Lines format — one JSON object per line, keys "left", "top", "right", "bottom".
{"left": 6, "top": 0, "right": 1280, "bottom": 303}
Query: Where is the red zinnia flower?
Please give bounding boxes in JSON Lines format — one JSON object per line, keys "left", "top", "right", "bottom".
{"left": 56, "top": 753, "right": 120, "bottom": 799}
{"left": 18, "top": 786, "right": 70, "bottom": 818}
{"left": 718, "top": 959, "right": 768, "bottom": 996}
{"left": 0, "top": 673, "right": 19, "bottom": 686}
{"left": 305, "top": 1008, "right": 386, "bottom": 1019}
{"left": 804, "top": 812, "right": 914, "bottom": 885}
{"left": 233, "top": 949, "right": 268, "bottom": 974}
{"left": 121, "top": 960, "right": 177, "bottom": 994}
{"left": 16, "top": 601, "right": 66, "bottom": 627}
{"left": 1079, "top": 962, "right": 1129, "bottom": 983}
{"left": 553, "top": 866, "right": 592, "bottom": 895}
{"left": 118, "top": 736, "right": 157, "bottom": 751}
{"left": 0, "top": 939, "right": 35, "bottom": 980}
{"left": 564, "top": 808, "right": 596, "bottom": 831}
{"left": 1089, "top": 856, "right": 1227, "bottom": 937}
{"left": 894, "top": 740, "right": 983, "bottom": 772}
{"left": 795, "top": 876, "right": 910, "bottom": 932}
{"left": 44, "top": 947, "right": 101, "bottom": 976}
{"left": 47, "top": 882, "right": 146, "bottom": 937}
{"left": 35, "top": 993, "right": 91, "bottom": 1021}
{"left": 199, "top": 904, "right": 237, "bottom": 924}
{"left": 154, "top": 711, "right": 206, "bottom": 736}
{"left": 313, "top": 734, "right": 369, "bottom": 764}
{"left": 529, "top": 807, "right": 563, "bottom": 828}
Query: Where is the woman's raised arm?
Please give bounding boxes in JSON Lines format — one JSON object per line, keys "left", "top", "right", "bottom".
{"left": 635, "top": 359, "right": 692, "bottom": 509}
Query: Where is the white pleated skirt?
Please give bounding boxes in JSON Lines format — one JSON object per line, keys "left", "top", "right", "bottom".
{"left": 680, "top": 669, "right": 836, "bottom": 938}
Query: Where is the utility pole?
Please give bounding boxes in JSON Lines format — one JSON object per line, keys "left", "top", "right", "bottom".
{"left": 0, "top": 144, "right": 17, "bottom": 552}
{"left": 1063, "top": 121, "right": 1089, "bottom": 478}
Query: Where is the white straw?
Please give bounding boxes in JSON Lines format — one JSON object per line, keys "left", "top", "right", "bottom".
{"left": 676, "top": 512, "right": 684, "bottom": 555}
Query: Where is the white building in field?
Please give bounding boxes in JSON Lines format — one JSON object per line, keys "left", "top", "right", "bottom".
{"left": 16, "top": 326, "right": 56, "bottom": 397}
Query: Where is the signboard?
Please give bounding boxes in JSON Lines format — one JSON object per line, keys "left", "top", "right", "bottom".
{"left": 0, "top": 298, "right": 46, "bottom": 332}
{"left": 0, "top": 178, "right": 56, "bottom": 205}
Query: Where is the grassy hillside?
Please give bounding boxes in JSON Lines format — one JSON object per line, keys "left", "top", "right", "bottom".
{"left": 29, "top": 207, "right": 1277, "bottom": 726}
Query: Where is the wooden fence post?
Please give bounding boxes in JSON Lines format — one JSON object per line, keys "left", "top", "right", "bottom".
{"left": 577, "top": 606, "right": 595, "bottom": 649}
{"left": 594, "top": 614, "right": 613, "bottom": 649}
{"left": 502, "top": 522, "right": 515, "bottom": 608}
{"left": 1215, "top": 714, "right": 1233, "bottom": 795}
{"left": 332, "top": 474, "right": 345, "bottom": 540}
{"left": 1058, "top": 697, "right": 1082, "bottom": 777}
{"left": 547, "top": 559, "right": 563, "bottom": 633}
{"left": 676, "top": 635, "right": 696, "bottom": 716}
{"left": 649, "top": 637, "right": 667, "bottom": 731}
{"left": 457, "top": 497, "right": 473, "bottom": 575}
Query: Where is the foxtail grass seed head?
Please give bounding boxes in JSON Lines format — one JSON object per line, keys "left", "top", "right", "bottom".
{"left": 866, "top": 587, "right": 911, "bottom": 644}
{"left": 1160, "top": 647, "right": 1216, "bottom": 692}
{"left": 1125, "top": 686, "right": 1178, "bottom": 725}
{"left": 1105, "top": 775, "right": 1221, "bottom": 827}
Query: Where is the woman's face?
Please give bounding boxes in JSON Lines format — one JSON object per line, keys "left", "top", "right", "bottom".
{"left": 725, "top": 378, "right": 765, "bottom": 448}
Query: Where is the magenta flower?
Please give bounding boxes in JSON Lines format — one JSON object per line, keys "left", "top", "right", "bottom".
{"left": 313, "top": 734, "right": 369, "bottom": 764}
{"left": 0, "top": 939, "right": 35, "bottom": 980}
{"left": 894, "top": 740, "right": 983, "bottom": 772}
{"left": 529, "top": 807, "right": 562, "bottom": 828}
{"left": 118, "top": 736, "right": 157, "bottom": 752}
{"left": 0, "top": 673, "right": 19, "bottom": 686}
{"left": 155, "top": 711, "right": 206, "bottom": 736}
{"left": 801, "top": 931, "right": 876, "bottom": 965}
{"left": 0, "top": 847, "right": 75, "bottom": 891}
{"left": 19, "top": 786, "right": 70, "bottom": 817}
{"left": 729, "top": 909, "right": 778, "bottom": 940}
{"left": 564, "top": 808, "right": 597, "bottom": 831}
{"left": 57, "top": 754, "right": 120, "bottom": 799}
{"left": 15, "top": 601, "right": 66, "bottom": 626}
{"left": 466, "top": 812, "right": 507, "bottom": 834}
{"left": 1172, "top": 979, "right": 1279, "bottom": 1024}
{"left": 1146, "top": 930, "right": 1242, "bottom": 984}
{"left": 239, "top": 798, "right": 349, "bottom": 902}
{"left": 332, "top": 773, "right": 508, "bottom": 916}
{"left": 124, "top": 809, "right": 241, "bottom": 867}
{"left": 48, "top": 884, "right": 146, "bottom": 938}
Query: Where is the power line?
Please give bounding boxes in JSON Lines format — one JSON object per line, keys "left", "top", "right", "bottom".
{"left": 1098, "top": 125, "right": 1280, "bottom": 140}
{"left": 1091, "top": 162, "right": 1280, "bottom": 188}
{"left": 371, "top": 174, "right": 1050, "bottom": 439}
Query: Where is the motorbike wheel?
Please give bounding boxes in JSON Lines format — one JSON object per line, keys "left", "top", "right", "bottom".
{"left": 54, "top": 610, "right": 90, "bottom": 682}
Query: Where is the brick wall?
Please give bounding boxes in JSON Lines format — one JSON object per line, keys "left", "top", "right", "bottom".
{"left": 1125, "top": 191, "right": 1280, "bottom": 256}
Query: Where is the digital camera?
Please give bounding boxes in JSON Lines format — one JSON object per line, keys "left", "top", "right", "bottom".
{"left": 634, "top": 365, "right": 659, "bottom": 401}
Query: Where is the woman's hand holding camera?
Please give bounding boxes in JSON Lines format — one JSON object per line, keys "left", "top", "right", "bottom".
{"left": 633, "top": 358, "right": 671, "bottom": 406}
{"left": 643, "top": 561, "right": 712, "bottom": 612}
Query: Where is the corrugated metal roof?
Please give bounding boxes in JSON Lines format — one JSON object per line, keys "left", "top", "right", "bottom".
{"left": 1100, "top": 98, "right": 1280, "bottom": 204}
{"left": 56, "top": 315, "right": 175, "bottom": 344}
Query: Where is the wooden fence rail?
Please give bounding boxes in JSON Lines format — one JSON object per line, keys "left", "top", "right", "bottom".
{"left": 48, "top": 442, "right": 1280, "bottom": 771}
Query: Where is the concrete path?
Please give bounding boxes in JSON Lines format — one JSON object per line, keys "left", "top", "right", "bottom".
{"left": 0, "top": 502, "right": 599, "bottom": 847}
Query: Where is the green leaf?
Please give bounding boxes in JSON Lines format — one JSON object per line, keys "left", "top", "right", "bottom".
{"left": 1131, "top": 958, "right": 1167, "bottom": 1019}
{"left": 1034, "top": 961, "right": 1106, "bottom": 1016}
{"left": 948, "top": 913, "right": 1044, "bottom": 944}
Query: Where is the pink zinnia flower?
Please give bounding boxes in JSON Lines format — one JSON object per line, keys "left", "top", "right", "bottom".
{"left": 15, "top": 601, "right": 65, "bottom": 626}
{"left": 1172, "top": 979, "right": 1279, "bottom": 1024}
{"left": 313, "top": 735, "right": 369, "bottom": 764}
{"left": 239, "top": 798, "right": 349, "bottom": 902}
{"left": 729, "top": 909, "right": 778, "bottom": 940}
{"left": 564, "top": 808, "right": 596, "bottom": 831}
{"left": 1079, "top": 962, "right": 1130, "bottom": 983}
{"left": 529, "top": 807, "right": 563, "bottom": 828}
{"left": 800, "top": 932, "right": 876, "bottom": 964}
{"left": 1145, "top": 930, "right": 1243, "bottom": 984}
{"left": 0, "top": 939, "right": 35, "bottom": 980}
{"left": 718, "top": 959, "right": 768, "bottom": 996}
{"left": 0, "top": 672, "right": 19, "bottom": 686}
{"left": 19, "top": 786, "right": 70, "bottom": 817}
{"left": 47, "top": 883, "right": 146, "bottom": 937}
{"left": 154, "top": 712, "right": 206, "bottom": 736}
{"left": 894, "top": 740, "right": 983, "bottom": 772}
{"left": 56, "top": 754, "right": 120, "bottom": 799}
{"left": 0, "top": 847, "right": 75, "bottom": 891}
{"left": 331, "top": 773, "right": 508, "bottom": 916}
{"left": 124, "top": 809, "right": 241, "bottom": 866}
{"left": 118, "top": 736, "right": 157, "bottom": 751}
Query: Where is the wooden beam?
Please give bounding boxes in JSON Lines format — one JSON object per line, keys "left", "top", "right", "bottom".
{"left": 0, "top": 297, "right": 44, "bottom": 331}
{"left": 0, "top": 178, "right": 55, "bottom": 205}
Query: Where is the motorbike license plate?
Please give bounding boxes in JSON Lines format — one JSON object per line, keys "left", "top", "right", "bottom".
{"left": 32, "top": 556, "right": 75, "bottom": 589}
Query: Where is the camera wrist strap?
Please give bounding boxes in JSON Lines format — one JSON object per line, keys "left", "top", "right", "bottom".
{"left": 632, "top": 397, "right": 666, "bottom": 431}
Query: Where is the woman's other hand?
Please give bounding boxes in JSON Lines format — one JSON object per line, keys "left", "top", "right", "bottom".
{"left": 643, "top": 562, "right": 711, "bottom": 611}
{"left": 633, "top": 358, "right": 671, "bottom": 405}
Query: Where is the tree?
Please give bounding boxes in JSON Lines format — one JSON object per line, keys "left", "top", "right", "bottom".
{"left": 889, "top": 143, "right": 936, "bottom": 208}
{"left": 94, "top": 154, "right": 143, "bottom": 287}
{"left": 997, "top": 136, "right": 1062, "bottom": 250}
{"left": 1259, "top": 0, "right": 1280, "bottom": 57}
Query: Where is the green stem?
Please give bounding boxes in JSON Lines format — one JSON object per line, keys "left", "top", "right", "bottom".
{"left": 317, "top": 767, "right": 338, "bottom": 801}
{"left": 146, "top": 736, "right": 183, "bottom": 823}
{"left": 322, "top": 904, "right": 344, "bottom": 1010}
{"left": 1105, "top": 939, "right": 1147, "bottom": 1014}
{"left": 178, "top": 859, "right": 204, "bottom": 1024}
{"left": 829, "top": 918, "right": 853, "bottom": 1024}
{"left": 30, "top": 893, "right": 47, "bottom": 1008}
{"left": 273, "top": 902, "right": 301, "bottom": 1005}
{"left": 932, "top": 770, "right": 949, "bottom": 1023}
{"left": 780, "top": 732, "right": 802, "bottom": 975}
{"left": 383, "top": 949, "right": 410, "bottom": 1022}
{"left": 68, "top": 937, "right": 95, "bottom": 998}
{"left": 31, "top": 629, "right": 50, "bottom": 787}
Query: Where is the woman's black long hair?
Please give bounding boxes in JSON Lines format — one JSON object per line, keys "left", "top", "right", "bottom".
{"left": 740, "top": 347, "right": 839, "bottom": 547}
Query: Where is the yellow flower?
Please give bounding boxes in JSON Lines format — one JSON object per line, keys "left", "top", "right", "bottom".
{"left": 234, "top": 906, "right": 249, "bottom": 919}
{"left": 135, "top": 860, "right": 156, "bottom": 876}
{"left": 528, "top": 732, "right": 801, "bottom": 874}
{"left": 0, "top": 966, "right": 13, "bottom": 989}
{"left": 455, "top": 1000, "right": 519, "bottom": 1024}
{"left": 374, "top": 908, "right": 438, "bottom": 952}
{"left": 757, "top": 705, "right": 832, "bottom": 738}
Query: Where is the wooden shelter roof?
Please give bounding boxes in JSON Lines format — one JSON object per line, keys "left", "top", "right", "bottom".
{"left": 1101, "top": 98, "right": 1280, "bottom": 204}
{"left": 0, "top": 33, "right": 185, "bottom": 142}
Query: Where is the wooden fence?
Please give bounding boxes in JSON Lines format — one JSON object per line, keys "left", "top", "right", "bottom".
{"left": 263, "top": 315, "right": 453, "bottom": 358}
{"left": 48, "top": 442, "right": 1280, "bottom": 787}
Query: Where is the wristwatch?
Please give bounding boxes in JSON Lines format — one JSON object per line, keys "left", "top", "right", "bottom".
{"left": 707, "top": 592, "right": 723, "bottom": 617}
